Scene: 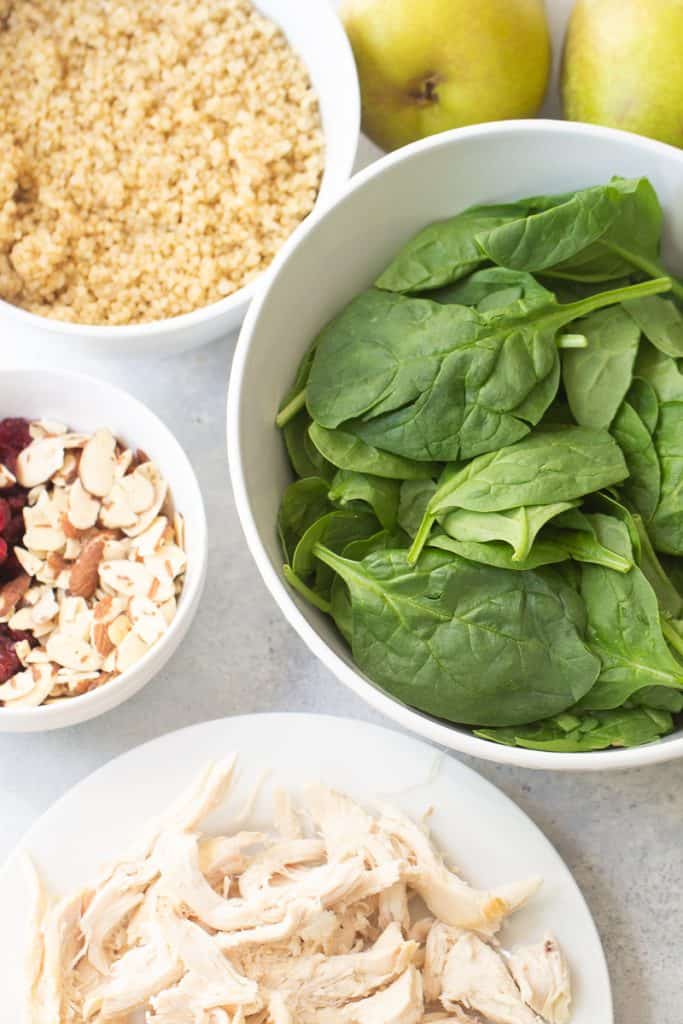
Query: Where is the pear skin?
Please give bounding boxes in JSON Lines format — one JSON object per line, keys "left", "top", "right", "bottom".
{"left": 341, "top": 0, "right": 551, "bottom": 151}
{"left": 563, "top": 0, "right": 683, "bottom": 147}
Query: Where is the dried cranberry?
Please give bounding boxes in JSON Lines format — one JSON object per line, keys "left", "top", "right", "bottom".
{"left": 0, "top": 627, "right": 20, "bottom": 684}
{"left": 0, "top": 418, "right": 30, "bottom": 452}
{"left": 0, "top": 499, "right": 8, "bottom": 533}
{"left": 0, "top": 537, "right": 7, "bottom": 564}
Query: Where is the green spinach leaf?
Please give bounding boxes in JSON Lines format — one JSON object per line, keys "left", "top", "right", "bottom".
{"left": 561, "top": 306, "right": 640, "bottom": 428}
{"left": 308, "top": 422, "right": 437, "bottom": 480}
{"left": 626, "top": 377, "right": 659, "bottom": 435}
{"left": 430, "top": 267, "right": 553, "bottom": 313}
{"left": 308, "top": 279, "right": 669, "bottom": 463}
{"left": 328, "top": 470, "right": 400, "bottom": 530}
{"left": 428, "top": 532, "right": 569, "bottom": 571}
{"left": 624, "top": 294, "right": 683, "bottom": 357}
{"left": 375, "top": 205, "right": 527, "bottom": 293}
{"left": 611, "top": 401, "right": 661, "bottom": 521}
{"left": 397, "top": 479, "right": 438, "bottom": 537}
{"left": 314, "top": 545, "right": 600, "bottom": 726}
{"left": 409, "top": 427, "right": 628, "bottom": 562}
{"left": 439, "top": 502, "right": 576, "bottom": 560}
{"left": 277, "top": 478, "right": 332, "bottom": 562}
{"left": 577, "top": 563, "right": 683, "bottom": 709}
{"left": 475, "top": 707, "right": 673, "bottom": 751}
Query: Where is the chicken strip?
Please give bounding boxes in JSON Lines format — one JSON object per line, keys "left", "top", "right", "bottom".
{"left": 508, "top": 935, "right": 572, "bottom": 1024}
{"left": 440, "top": 933, "right": 543, "bottom": 1024}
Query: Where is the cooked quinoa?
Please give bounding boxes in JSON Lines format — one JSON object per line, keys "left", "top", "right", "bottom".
{"left": 0, "top": 0, "right": 324, "bottom": 325}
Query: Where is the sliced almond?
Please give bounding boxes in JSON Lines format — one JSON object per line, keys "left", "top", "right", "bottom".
{"left": 24, "top": 524, "right": 66, "bottom": 553}
{"left": 0, "top": 462, "right": 16, "bottom": 488}
{"left": 35, "top": 419, "right": 67, "bottom": 438}
{"left": 122, "top": 463, "right": 167, "bottom": 538}
{"left": 14, "top": 547, "right": 43, "bottom": 578}
{"left": 15, "top": 437, "right": 65, "bottom": 488}
{"left": 131, "top": 517, "right": 167, "bottom": 559}
{"left": 0, "top": 669, "right": 35, "bottom": 702}
{"left": 108, "top": 613, "right": 131, "bottom": 647}
{"left": 14, "top": 639, "right": 32, "bottom": 666}
{"left": 69, "top": 535, "right": 107, "bottom": 600}
{"left": 67, "top": 479, "right": 100, "bottom": 531}
{"left": 0, "top": 573, "right": 30, "bottom": 618}
{"left": 159, "top": 597, "right": 177, "bottom": 626}
{"left": 114, "top": 449, "right": 134, "bottom": 479}
{"left": 64, "top": 537, "right": 83, "bottom": 561}
{"left": 32, "top": 587, "right": 59, "bottom": 625}
{"left": 60, "top": 433, "right": 91, "bottom": 449}
{"left": 120, "top": 467, "right": 155, "bottom": 514}
{"left": 0, "top": 664, "right": 57, "bottom": 707}
{"left": 99, "top": 559, "right": 156, "bottom": 598}
{"left": 115, "top": 630, "right": 150, "bottom": 672}
{"left": 52, "top": 452, "right": 79, "bottom": 488}
{"left": 79, "top": 428, "right": 117, "bottom": 497}
{"left": 45, "top": 632, "right": 102, "bottom": 672}
{"left": 99, "top": 483, "right": 137, "bottom": 529}
{"left": 8, "top": 606, "right": 37, "bottom": 632}
{"left": 92, "top": 621, "right": 115, "bottom": 658}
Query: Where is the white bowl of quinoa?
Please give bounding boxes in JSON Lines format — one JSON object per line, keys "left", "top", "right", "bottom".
{"left": 0, "top": 0, "right": 360, "bottom": 355}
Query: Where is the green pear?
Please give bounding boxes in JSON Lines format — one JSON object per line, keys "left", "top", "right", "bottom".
{"left": 340, "top": 0, "right": 551, "bottom": 151}
{"left": 563, "top": 0, "right": 683, "bottom": 147}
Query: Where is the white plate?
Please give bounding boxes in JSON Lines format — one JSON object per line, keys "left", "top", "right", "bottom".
{"left": 0, "top": 713, "right": 612, "bottom": 1022}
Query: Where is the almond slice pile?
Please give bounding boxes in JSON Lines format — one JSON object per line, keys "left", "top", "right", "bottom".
{"left": 0, "top": 420, "right": 186, "bottom": 708}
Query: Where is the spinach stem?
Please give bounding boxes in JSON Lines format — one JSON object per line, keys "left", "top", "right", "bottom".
{"left": 557, "top": 333, "right": 588, "bottom": 349}
{"left": 662, "top": 617, "right": 683, "bottom": 659}
{"left": 282, "top": 563, "right": 331, "bottom": 614}
{"left": 557, "top": 276, "right": 672, "bottom": 324}
{"left": 276, "top": 389, "right": 306, "bottom": 429}
{"left": 600, "top": 241, "right": 683, "bottom": 302}
{"left": 407, "top": 512, "right": 436, "bottom": 565}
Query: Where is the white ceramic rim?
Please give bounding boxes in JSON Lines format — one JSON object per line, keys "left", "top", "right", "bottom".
{"left": 0, "top": 0, "right": 360, "bottom": 344}
{"left": 1, "top": 368, "right": 208, "bottom": 727}
{"left": 228, "top": 118, "right": 683, "bottom": 772}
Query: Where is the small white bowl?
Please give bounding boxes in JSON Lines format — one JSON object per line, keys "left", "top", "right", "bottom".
{"left": 0, "top": 369, "right": 207, "bottom": 732}
{"left": 0, "top": 0, "right": 359, "bottom": 358}
{"left": 229, "top": 119, "right": 683, "bottom": 772}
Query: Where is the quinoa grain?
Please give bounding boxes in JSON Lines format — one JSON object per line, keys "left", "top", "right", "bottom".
{"left": 0, "top": 0, "right": 324, "bottom": 325}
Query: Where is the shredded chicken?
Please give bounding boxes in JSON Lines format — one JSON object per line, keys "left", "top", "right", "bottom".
{"left": 27, "top": 757, "right": 572, "bottom": 1024}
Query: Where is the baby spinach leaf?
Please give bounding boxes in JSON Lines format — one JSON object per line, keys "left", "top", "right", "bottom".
{"left": 624, "top": 294, "right": 683, "bottom": 357}
{"left": 308, "top": 423, "right": 437, "bottom": 480}
{"left": 479, "top": 177, "right": 671, "bottom": 289}
{"left": 634, "top": 515, "right": 683, "bottom": 619}
{"left": 328, "top": 470, "right": 400, "bottom": 530}
{"left": 428, "top": 532, "right": 569, "bottom": 571}
{"left": 561, "top": 306, "right": 640, "bottom": 428}
{"left": 374, "top": 205, "right": 527, "bottom": 293}
{"left": 282, "top": 565, "right": 332, "bottom": 615}
{"left": 397, "top": 479, "right": 438, "bottom": 537}
{"left": 544, "top": 521, "right": 633, "bottom": 574}
{"left": 577, "top": 563, "right": 683, "bottom": 709}
{"left": 283, "top": 410, "right": 334, "bottom": 481}
{"left": 311, "top": 278, "right": 668, "bottom": 464}
{"left": 661, "top": 555, "right": 683, "bottom": 597}
{"left": 475, "top": 707, "right": 673, "bottom": 751}
{"left": 314, "top": 545, "right": 600, "bottom": 726}
{"left": 626, "top": 377, "right": 659, "bottom": 435}
{"left": 292, "top": 509, "right": 378, "bottom": 578}
{"left": 276, "top": 342, "right": 317, "bottom": 429}
{"left": 611, "top": 401, "right": 661, "bottom": 521}
{"left": 409, "top": 427, "right": 628, "bottom": 562}
{"left": 431, "top": 267, "right": 553, "bottom": 313}
{"left": 330, "top": 530, "right": 410, "bottom": 645}
{"left": 277, "top": 478, "right": 332, "bottom": 562}
{"left": 439, "top": 502, "right": 576, "bottom": 560}
{"left": 647, "top": 401, "right": 683, "bottom": 555}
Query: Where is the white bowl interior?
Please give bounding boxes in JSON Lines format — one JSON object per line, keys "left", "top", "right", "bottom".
{"left": 0, "top": 370, "right": 207, "bottom": 731}
{"left": 0, "top": 0, "right": 359, "bottom": 356}
{"left": 230, "top": 121, "right": 683, "bottom": 770}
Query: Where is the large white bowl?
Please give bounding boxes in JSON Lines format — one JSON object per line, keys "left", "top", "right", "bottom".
{"left": 229, "top": 119, "right": 683, "bottom": 772}
{"left": 0, "top": 0, "right": 359, "bottom": 358}
{"left": 0, "top": 369, "right": 207, "bottom": 732}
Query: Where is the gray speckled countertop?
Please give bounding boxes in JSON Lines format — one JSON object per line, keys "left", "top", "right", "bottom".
{"left": 2, "top": 3, "right": 683, "bottom": 1020}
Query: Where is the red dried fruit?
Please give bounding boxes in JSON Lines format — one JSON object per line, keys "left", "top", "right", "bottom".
{"left": 0, "top": 626, "right": 20, "bottom": 684}
{"left": 0, "top": 537, "right": 7, "bottom": 564}
{"left": 0, "top": 499, "right": 8, "bottom": 533}
{"left": 0, "top": 418, "right": 30, "bottom": 452}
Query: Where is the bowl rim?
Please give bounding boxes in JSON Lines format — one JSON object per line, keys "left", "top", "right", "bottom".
{"left": 0, "top": 0, "right": 360, "bottom": 341}
{"left": 228, "top": 117, "right": 683, "bottom": 772}
{"left": 0, "top": 367, "right": 208, "bottom": 728}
